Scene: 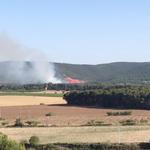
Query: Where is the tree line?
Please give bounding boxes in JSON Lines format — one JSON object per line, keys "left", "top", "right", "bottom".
{"left": 0, "top": 83, "right": 110, "bottom": 91}
{"left": 64, "top": 86, "right": 150, "bottom": 109}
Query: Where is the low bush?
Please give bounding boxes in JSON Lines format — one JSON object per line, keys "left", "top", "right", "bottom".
{"left": 1, "top": 121, "right": 9, "bottom": 127}
{"left": 39, "top": 103, "right": 45, "bottom": 105}
{"left": 29, "top": 136, "right": 40, "bottom": 147}
{"left": 85, "top": 120, "right": 111, "bottom": 126}
{"left": 119, "top": 119, "right": 137, "bottom": 126}
{"left": 139, "top": 119, "right": 149, "bottom": 124}
{"left": 107, "top": 111, "right": 132, "bottom": 116}
{"left": 30, "top": 143, "right": 140, "bottom": 150}
{"left": 14, "top": 118, "right": 24, "bottom": 127}
{"left": 25, "top": 121, "right": 40, "bottom": 127}
{"left": 0, "top": 133, "right": 25, "bottom": 150}
{"left": 20, "top": 139, "right": 28, "bottom": 146}
{"left": 45, "top": 112, "right": 54, "bottom": 117}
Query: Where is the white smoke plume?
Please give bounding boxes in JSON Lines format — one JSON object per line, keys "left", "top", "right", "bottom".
{"left": 0, "top": 33, "right": 61, "bottom": 84}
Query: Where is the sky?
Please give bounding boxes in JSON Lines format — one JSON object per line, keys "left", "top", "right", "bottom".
{"left": 0, "top": 0, "right": 150, "bottom": 64}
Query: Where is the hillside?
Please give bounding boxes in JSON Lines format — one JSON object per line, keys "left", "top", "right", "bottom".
{"left": 54, "top": 62, "right": 150, "bottom": 83}
{"left": 0, "top": 61, "right": 150, "bottom": 84}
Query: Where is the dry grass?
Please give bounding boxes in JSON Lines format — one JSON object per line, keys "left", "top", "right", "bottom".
{"left": 1, "top": 126, "right": 150, "bottom": 144}
{"left": 0, "top": 96, "right": 66, "bottom": 106}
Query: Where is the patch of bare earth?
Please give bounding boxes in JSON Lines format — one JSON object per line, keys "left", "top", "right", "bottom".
{"left": 0, "top": 104, "right": 150, "bottom": 126}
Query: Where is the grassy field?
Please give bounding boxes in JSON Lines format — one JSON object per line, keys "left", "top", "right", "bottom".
{"left": 1, "top": 126, "right": 150, "bottom": 144}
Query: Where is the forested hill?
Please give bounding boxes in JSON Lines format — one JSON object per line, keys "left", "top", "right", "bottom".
{"left": 54, "top": 62, "right": 150, "bottom": 83}
{"left": 1, "top": 61, "right": 150, "bottom": 84}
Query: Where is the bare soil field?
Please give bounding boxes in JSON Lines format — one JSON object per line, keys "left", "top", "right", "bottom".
{"left": 0, "top": 96, "right": 66, "bottom": 106}
{"left": 1, "top": 126, "right": 150, "bottom": 144}
{"left": 0, "top": 103, "right": 150, "bottom": 126}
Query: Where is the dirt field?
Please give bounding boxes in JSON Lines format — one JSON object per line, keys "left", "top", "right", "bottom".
{"left": 1, "top": 126, "right": 150, "bottom": 144}
{"left": 0, "top": 104, "right": 150, "bottom": 126}
{"left": 0, "top": 96, "right": 66, "bottom": 106}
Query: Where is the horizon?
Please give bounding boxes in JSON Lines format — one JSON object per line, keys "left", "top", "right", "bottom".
{"left": 1, "top": 60, "right": 150, "bottom": 65}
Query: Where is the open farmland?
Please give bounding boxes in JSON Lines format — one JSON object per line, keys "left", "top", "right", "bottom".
{"left": 0, "top": 94, "right": 150, "bottom": 144}
{"left": 1, "top": 126, "right": 150, "bottom": 144}
{"left": 0, "top": 98, "right": 150, "bottom": 126}
{"left": 0, "top": 95, "right": 65, "bottom": 106}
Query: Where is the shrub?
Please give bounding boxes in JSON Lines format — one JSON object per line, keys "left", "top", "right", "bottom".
{"left": 25, "top": 121, "right": 40, "bottom": 127}
{"left": 20, "top": 139, "right": 28, "bottom": 146}
{"left": 140, "top": 119, "right": 148, "bottom": 124}
{"left": 1, "top": 121, "right": 9, "bottom": 127}
{"left": 29, "top": 136, "right": 40, "bottom": 147}
{"left": 0, "top": 133, "right": 25, "bottom": 150}
{"left": 45, "top": 112, "right": 54, "bottom": 117}
{"left": 14, "top": 118, "right": 24, "bottom": 127}
{"left": 107, "top": 111, "right": 132, "bottom": 116}
{"left": 120, "top": 119, "right": 137, "bottom": 126}
{"left": 35, "top": 143, "right": 140, "bottom": 150}
{"left": 40, "top": 103, "right": 45, "bottom": 105}
{"left": 85, "top": 120, "right": 111, "bottom": 126}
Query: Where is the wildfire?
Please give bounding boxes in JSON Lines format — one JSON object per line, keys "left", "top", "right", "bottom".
{"left": 65, "top": 77, "right": 85, "bottom": 84}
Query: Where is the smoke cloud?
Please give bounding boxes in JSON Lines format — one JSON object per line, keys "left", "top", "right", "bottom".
{"left": 0, "top": 33, "right": 61, "bottom": 84}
